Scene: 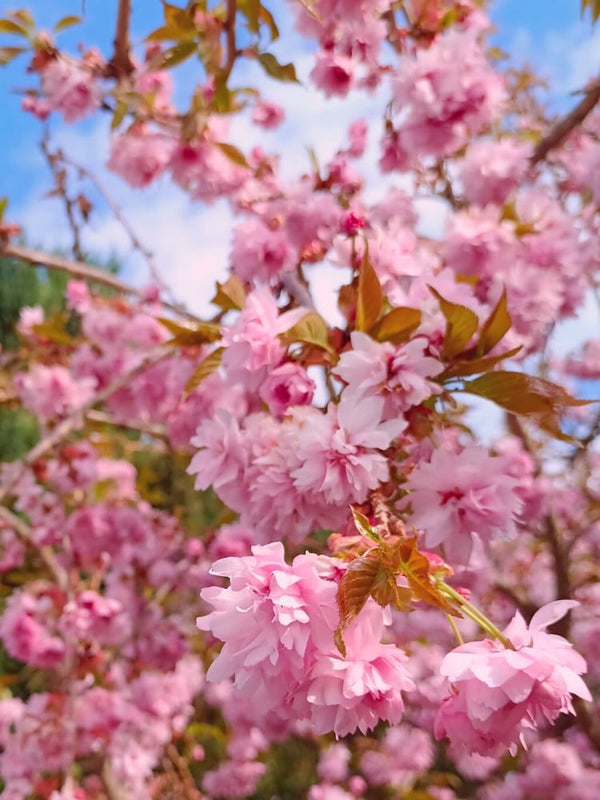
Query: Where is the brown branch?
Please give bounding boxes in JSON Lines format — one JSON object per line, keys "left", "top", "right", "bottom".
{"left": 109, "top": 0, "right": 134, "bottom": 79}
{"left": 0, "top": 243, "right": 201, "bottom": 322}
{"left": 545, "top": 514, "right": 574, "bottom": 638}
{"left": 531, "top": 76, "right": 600, "bottom": 166}
{"left": 40, "top": 130, "right": 85, "bottom": 262}
{"left": 220, "top": 0, "right": 238, "bottom": 83}
{"left": 0, "top": 505, "right": 68, "bottom": 590}
{"left": 60, "top": 152, "right": 190, "bottom": 311}
{"left": 0, "top": 345, "right": 171, "bottom": 507}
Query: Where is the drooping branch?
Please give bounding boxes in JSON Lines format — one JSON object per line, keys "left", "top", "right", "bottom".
{"left": 531, "top": 76, "right": 600, "bottom": 165}
{"left": 0, "top": 243, "right": 200, "bottom": 321}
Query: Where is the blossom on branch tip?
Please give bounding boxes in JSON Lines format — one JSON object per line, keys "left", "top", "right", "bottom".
{"left": 434, "top": 601, "right": 591, "bottom": 756}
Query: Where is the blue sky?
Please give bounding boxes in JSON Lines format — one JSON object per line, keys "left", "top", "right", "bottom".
{"left": 0, "top": 0, "right": 599, "bottom": 314}
{"left": 0, "top": 0, "right": 596, "bottom": 206}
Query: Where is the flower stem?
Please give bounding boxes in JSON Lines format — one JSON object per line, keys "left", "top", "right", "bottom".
{"left": 445, "top": 612, "right": 464, "bottom": 646}
{"left": 439, "top": 582, "right": 514, "bottom": 649}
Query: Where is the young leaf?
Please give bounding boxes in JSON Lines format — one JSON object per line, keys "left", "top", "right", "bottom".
{"left": 184, "top": 347, "right": 224, "bottom": 395}
{"left": 212, "top": 275, "right": 246, "bottom": 311}
{"left": 237, "top": 0, "right": 261, "bottom": 32}
{"left": 0, "top": 46, "right": 26, "bottom": 65}
{"left": 440, "top": 345, "right": 522, "bottom": 380}
{"left": 11, "top": 9, "right": 35, "bottom": 28}
{"left": 334, "top": 545, "right": 413, "bottom": 656}
{"left": 429, "top": 286, "right": 479, "bottom": 360}
{"left": 462, "top": 370, "right": 591, "bottom": 441}
{"left": 53, "top": 15, "right": 82, "bottom": 33}
{"left": 356, "top": 245, "right": 383, "bottom": 332}
{"left": 161, "top": 40, "right": 197, "bottom": 69}
{"left": 581, "top": 0, "right": 600, "bottom": 24}
{"left": 163, "top": 2, "right": 196, "bottom": 34}
{"left": 371, "top": 307, "right": 421, "bottom": 345}
{"left": 215, "top": 142, "right": 250, "bottom": 169}
{"left": 257, "top": 52, "right": 299, "bottom": 83}
{"left": 395, "top": 538, "right": 459, "bottom": 615}
{"left": 0, "top": 19, "right": 29, "bottom": 36}
{"left": 477, "top": 288, "right": 511, "bottom": 356}
{"left": 111, "top": 101, "right": 129, "bottom": 130}
{"left": 158, "top": 317, "right": 222, "bottom": 345}
{"left": 281, "top": 311, "right": 332, "bottom": 352}
{"left": 350, "top": 507, "right": 382, "bottom": 543}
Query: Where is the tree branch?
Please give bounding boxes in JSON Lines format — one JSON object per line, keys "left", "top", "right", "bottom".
{"left": 0, "top": 505, "right": 68, "bottom": 590}
{"left": 531, "top": 76, "right": 600, "bottom": 166}
{"left": 109, "top": 0, "right": 134, "bottom": 79}
{"left": 220, "top": 0, "right": 238, "bottom": 83}
{"left": 0, "top": 243, "right": 201, "bottom": 322}
{"left": 0, "top": 345, "right": 171, "bottom": 507}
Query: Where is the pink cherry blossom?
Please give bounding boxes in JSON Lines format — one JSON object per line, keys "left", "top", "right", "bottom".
{"left": 334, "top": 331, "right": 443, "bottom": 415}
{"left": 40, "top": 59, "right": 101, "bottom": 122}
{"left": 434, "top": 601, "right": 591, "bottom": 756}
{"left": 107, "top": 128, "right": 175, "bottom": 188}
{"left": 252, "top": 100, "right": 285, "bottom": 129}
{"left": 310, "top": 52, "right": 356, "bottom": 97}
{"left": 392, "top": 26, "right": 505, "bottom": 159}
{"left": 259, "top": 362, "right": 316, "bottom": 417}
{"left": 15, "top": 365, "right": 97, "bottom": 422}
{"left": 405, "top": 444, "right": 522, "bottom": 562}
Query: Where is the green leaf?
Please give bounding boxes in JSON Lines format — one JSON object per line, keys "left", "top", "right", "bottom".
{"left": 158, "top": 317, "right": 222, "bottom": 346}
{"left": 160, "top": 40, "right": 197, "bottom": 69}
{"left": 11, "top": 10, "right": 35, "bottom": 28}
{"left": 237, "top": 0, "right": 261, "bottom": 32}
{"left": 0, "top": 197, "right": 8, "bottom": 221}
{"left": 462, "top": 370, "right": 591, "bottom": 442}
{"left": 356, "top": 245, "right": 383, "bottom": 332}
{"left": 184, "top": 347, "right": 224, "bottom": 395}
{"left": 53, "top": 15, "right": 82, "bottom": 33}
{"left": 371, "top": 306, "right": 421, "bottom": 345}
{"left": 111, "top": 101, "right": 129, "bottom": 130}
{"left": 146, "top": 25, "right": 180, "bottom": 42}
{"left": 257, "top": 52, "right": 299, "bottom": 83}
{"left": 32, "top": 314, "right": 78, "bottom": 345}
{"left": 163, "top": 2, "right": 196, "bottom": 34}
{"left": 0, "top": 46, "right": 26, "bottom": 65}
{"left": 212, "top": 275, "right": 246, "bottom": 311}
{"left": 281, "top": 311, "right": 332, "bottom": 351}
{"left": 477, "top": 288, "right": 511, "bottom": 356}
{"left": 429, "top": 286, "right": 479, "bottom": 360}
{"left": 0, "top": 19, "right": 29, "bottom": 36}
{"left": 215, "top": 142, "right": 250, "bottom": 169}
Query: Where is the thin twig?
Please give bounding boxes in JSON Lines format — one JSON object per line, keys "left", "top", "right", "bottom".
{"left": 40, "top": 129, "right": 85, "bottom": 261}
{"left": 86, "top": 409, "right": 168, "bottom": 439}
{"left": 0, "top": 345, "right": 171, "bottom": 507}
{"left": 61, "top": 153, "right": 186, "bottom": 306}
{"left": 0, "top": 243, "right": 201, "bottom": 321}
{"left": 531, "top": 76, "right": 600, "bottom": 166}
{"left": 0, "top": 505, "right": 68, "bottom": 590}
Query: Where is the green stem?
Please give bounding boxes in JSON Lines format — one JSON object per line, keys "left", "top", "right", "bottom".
{"left": 440, "top": 582, "right": 514, "bottom": 649}
{"left": 445, "top": 612, "right": 464, "bottom": 646}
